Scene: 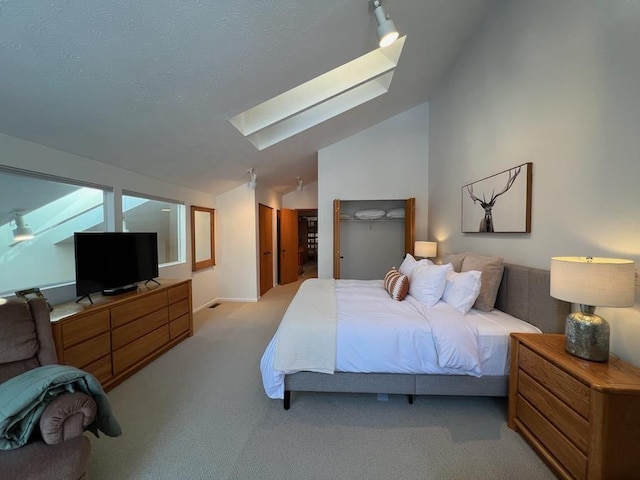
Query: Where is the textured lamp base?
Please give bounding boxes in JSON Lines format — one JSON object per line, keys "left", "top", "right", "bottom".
{"left": 565, "top": 311, "right": 610, "bottom": 362}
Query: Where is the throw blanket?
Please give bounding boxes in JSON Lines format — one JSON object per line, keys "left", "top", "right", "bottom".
{"left": 274, "top": 278, "right": 337, "bottom": 374}
{"left": 0, "top": 365, "right": 122, "bottom": 450}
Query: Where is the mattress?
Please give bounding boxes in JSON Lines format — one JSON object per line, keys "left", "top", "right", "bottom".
{"left": 260, "top": 279, "right": 541, "bottom": 399}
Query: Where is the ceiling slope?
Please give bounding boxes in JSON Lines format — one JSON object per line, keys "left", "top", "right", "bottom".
{"left": 0, "top": 0, "right": 495, "bottom": 195}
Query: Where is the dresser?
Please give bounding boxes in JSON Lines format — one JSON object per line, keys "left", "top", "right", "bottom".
{"left": 50, "top": 279, "right": 192, "bottom": 391}
{"left": 508, "top": 333, "right": 640, "bottom": 479}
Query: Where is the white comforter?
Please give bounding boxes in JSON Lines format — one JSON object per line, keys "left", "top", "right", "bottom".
{"left": 260, "top": 279, "right": 541, "bottom": 399}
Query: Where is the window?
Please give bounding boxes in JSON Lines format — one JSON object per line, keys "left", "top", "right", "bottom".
{"left": 122, "top": 192, "right": 185, "bottom": 265}
{"left": 0, "top": 167, "right": 109, "bottom": 295}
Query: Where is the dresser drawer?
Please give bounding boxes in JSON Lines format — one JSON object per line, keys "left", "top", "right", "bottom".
{"left": 61, "top": 310, "right": 110, "bottom": 348}
{"left": 112, "top": 308, "right": 169, "bottom": 350}
{"left": 169, "top": 298, "right": 189, "bottom": 321}
{"left": 63, "top": 332, "right": 111, "bottom": 368}
{"left": 169, "top": 313, "right": 190, "bottom": 340}
{"left": 518, "top": 370, "right": 589, "bottom": 454}
{"left": 83, "top": 354, "right": 112, "bottom": 385}
{"left": 111, "top": 291, "right": 168, "bottom": 328}
{"left": 112, "top": 325, "right": 169, "bottom": 375}
{"left": 168, "top": 282, "right": 189, "bottom": 304}
{"left": 520, "top": 345, "right": 590, "bottom": 419}
{"left": 517, "top": 395, "right": 587, "bottom": 479}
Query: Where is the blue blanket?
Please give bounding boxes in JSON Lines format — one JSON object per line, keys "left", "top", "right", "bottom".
{"left": 0, "top": 365, "right": 122, "bottom": 450}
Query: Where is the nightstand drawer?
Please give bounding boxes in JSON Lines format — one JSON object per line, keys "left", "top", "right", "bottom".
{"left": 517, "top": 395, "right": 587, "bottom": 479}
{"left": 520, "top": 345, "right": 590, "bottom": 419}
{"left": 519, "top": 369, "right": 589, "bottom": 454}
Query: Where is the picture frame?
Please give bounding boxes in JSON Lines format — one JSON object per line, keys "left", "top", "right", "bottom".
{"left": 461, "top": 162, "right": 532, "bottom": 233}
{"left": 15, "top": 287, "right": 54, "bottom": 311}
{"left": 191, "top": 206, "right": 215, "bottom": 271}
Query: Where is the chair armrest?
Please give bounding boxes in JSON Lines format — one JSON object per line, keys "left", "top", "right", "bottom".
{"left": 39, "top": 392, "right": 97, "bottom": 445}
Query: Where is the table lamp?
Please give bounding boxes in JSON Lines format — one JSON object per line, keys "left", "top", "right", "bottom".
{"left": 550, "top": 256, "right": 635, "bottom": 362}
{"left": 414, "top": 241, "right": 437, "bottom": 259}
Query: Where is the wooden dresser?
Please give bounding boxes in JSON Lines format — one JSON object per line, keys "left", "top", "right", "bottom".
{"left": 50, "top": 279, "right": 192, "bottom": 391}
{"left": 508, "top": 333, "right": 640, "bottom": 479}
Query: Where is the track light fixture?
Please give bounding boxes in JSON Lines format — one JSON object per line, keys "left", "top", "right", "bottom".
{"left": 296, "top": 176, "right": 304, "bottom": 192}
{"left": 11, "top": 211, "right": 34, "bottom": 242}
{"left": 371, "top": 0, "right": 399, "bottom": 48}
{"left": 247, "top": 168, "right": 257, "bottom": 189}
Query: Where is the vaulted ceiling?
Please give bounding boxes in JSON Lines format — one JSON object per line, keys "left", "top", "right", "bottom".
{"left": 0, "top": 0, "right": 495, "bottom": 196}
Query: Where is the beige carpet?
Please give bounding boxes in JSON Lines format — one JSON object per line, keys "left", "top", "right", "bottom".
{"left": 88, "top": 266, "right": 554, "bottom": 479}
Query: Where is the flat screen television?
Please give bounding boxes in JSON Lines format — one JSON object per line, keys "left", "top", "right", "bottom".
{"left": 74, "top": 232, "right": 159, "bottom": 301}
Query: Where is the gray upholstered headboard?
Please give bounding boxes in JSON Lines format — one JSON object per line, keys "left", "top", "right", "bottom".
{"left": 494, "top": 263, "right": 569, "bottom": 334}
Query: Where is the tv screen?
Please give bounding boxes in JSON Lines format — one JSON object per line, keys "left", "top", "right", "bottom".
{"left": 74, "top": 232, "right": 159, "bottom": 298}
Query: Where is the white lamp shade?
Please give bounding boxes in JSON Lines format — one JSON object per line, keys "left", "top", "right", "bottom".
{"left": 414, "top": 241, "right": 437, "bottom": 258}
{"left": 550, "top": 256, "right": 635, "bottom": 307}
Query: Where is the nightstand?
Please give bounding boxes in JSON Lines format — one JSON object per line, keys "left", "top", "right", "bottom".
{"left": 508, "top": 333, "right": 640, "bottom": 480}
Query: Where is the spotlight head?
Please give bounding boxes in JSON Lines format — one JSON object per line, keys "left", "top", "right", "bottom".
{"left": 247, "top": 168, "right": 257, "bottom": 189}
{"left": 372, "top": 0, "right": 399, "bottom": 47}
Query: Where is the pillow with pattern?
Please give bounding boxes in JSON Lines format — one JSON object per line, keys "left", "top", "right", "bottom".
{"left": 383, "top": 268, "right": 410, "bottom": 301}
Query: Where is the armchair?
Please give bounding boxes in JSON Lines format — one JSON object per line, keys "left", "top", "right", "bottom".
{"left": 0, "top": 297, "right": 96, "bottom": 480}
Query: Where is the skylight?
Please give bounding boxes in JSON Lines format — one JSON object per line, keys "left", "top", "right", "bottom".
{"left": 230, "top": 36, "right": 406, "bottom": 151}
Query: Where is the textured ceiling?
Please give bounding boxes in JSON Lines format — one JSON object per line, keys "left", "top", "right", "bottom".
{"left": 0, "top": 0, "right": 495, "bottom": 196}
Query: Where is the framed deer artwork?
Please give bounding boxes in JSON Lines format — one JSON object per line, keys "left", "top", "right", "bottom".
{"left": 461, "top": 162, "right": 532, "bottom": 233}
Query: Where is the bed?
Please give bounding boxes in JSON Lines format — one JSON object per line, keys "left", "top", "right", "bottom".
{"left": 260, "top": 257, "right": 570, "bottom": 410}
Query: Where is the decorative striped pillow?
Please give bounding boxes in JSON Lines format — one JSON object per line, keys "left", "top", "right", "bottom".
{"left": 383, "top": 268, "right": 409, "bottom": 301}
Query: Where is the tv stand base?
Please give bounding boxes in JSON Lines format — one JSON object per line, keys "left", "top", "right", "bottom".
{"left": 102, "top": 284, "right": 138, "bottom": 296}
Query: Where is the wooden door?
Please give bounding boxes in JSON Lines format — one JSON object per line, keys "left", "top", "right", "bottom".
{"left": 333, "top": 199, "right": 341, "bottom": 279}
{"left": 279, "top": 208, "right": 298, "bottom": 285}
{"left": 404, "top": 197, "right": 416, "bottom": 256}
{"left": 259, "top": 204, "right": 273, "bottom": 296}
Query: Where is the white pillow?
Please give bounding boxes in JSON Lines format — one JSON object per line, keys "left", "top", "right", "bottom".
{"left": 409, "top": 263, "right": 452, "bottom": 307}
{"left": 353, "top": 209, "right": 385, "bottom": 220}
{"left": 398, "top": 253, "right": 433, "bottom": 277}
{"left": 442, "top": 270, "right": 482, "bottom": 314}
{"left": 385, "top": 207, "right": 405, "bottom": 219}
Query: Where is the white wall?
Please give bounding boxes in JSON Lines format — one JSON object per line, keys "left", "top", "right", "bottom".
{"left": 0, "top": 134, "right": 217, "bottom": 312}
{"left": 282, "top": 181, "right": 318, "bottom": 209}
{"left": 317, "top": 103, "right": 430, "bottom": 278}
{"left": 215, "top": 182, "right": 283, "bottom": 301}
{"left": 428, "top": 0, "right": 640, "bottom": 365}
{"left": 215, "top": 184, "right": 258, "bottom": 301}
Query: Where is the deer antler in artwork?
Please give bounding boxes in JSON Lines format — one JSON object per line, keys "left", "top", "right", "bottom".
{"left": 466, "top": 166, "right": 522, "bottom": 232}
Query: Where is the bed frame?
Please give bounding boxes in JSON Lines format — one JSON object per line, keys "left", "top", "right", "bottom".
{"left": 283, "top": 263, "right": 570, "bottom": 410}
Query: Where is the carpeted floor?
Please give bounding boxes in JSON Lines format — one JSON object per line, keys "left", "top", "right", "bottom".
{"left": 88, "top": 266, "right": 554, "bottom": 479}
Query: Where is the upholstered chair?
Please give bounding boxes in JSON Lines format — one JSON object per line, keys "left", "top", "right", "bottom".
{"left": 0, "top": 297, "right": 97, "bottom": 480}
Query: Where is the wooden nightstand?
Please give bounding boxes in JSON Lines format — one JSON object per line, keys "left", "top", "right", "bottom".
{"left": 508, "top": 333, "right": 640, "bottom": 480}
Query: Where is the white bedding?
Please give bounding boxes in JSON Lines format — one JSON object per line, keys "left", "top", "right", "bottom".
{"left": 260, "top": 279, "right": 541, "bottom": 399}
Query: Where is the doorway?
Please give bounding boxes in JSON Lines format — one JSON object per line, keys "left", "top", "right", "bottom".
{"left": 297, "top": 209, "right": 318, "bottom": 275}
{"left": 259, "top": 204, "right": 273, "bottom": 296}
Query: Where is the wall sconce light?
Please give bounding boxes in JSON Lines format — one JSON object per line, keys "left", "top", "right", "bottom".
{"left": 247, "top": 168, "right": 257, "bottom": 189}
{"left": 550, "top": 256, "right": 635, "bottom": 362}
{"left": 11, "top": 211, "right": 34, "bottom": 242}
{"left": 371, "top": 0, "right": 399, "bottom": 47}
{"left": 296, "top": 176, "right": 304, "bottom": 192}
{"left": 414, "top": 241, "right": 437, "bottom": 259}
